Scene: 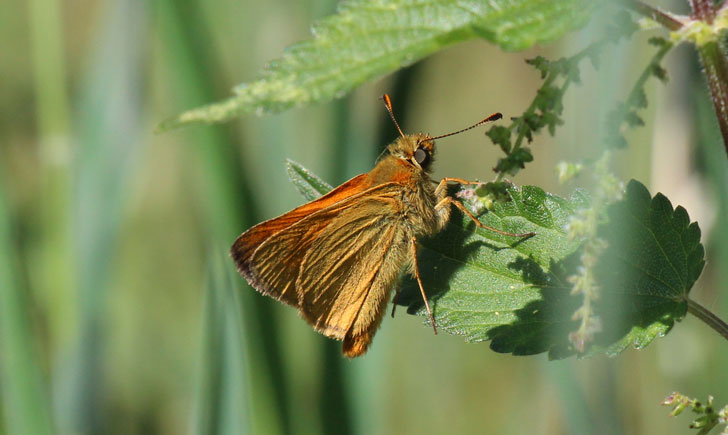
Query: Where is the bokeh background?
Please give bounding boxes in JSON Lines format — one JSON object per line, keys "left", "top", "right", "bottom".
{"left": 1, "top": 0, "right": 727, "bottom": 433}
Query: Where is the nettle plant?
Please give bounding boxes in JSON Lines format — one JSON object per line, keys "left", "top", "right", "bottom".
{"left": 161, "top": 1, "right": 728, "bottom": 432}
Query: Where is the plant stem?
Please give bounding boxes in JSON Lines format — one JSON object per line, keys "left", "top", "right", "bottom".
{"left": 625, "top": 0, "right": 728, "bottom": 154}
{"left": 689, "top": 0, "right": 728, "bottom": 156}
{"left": 494, "top": 72, "right": 557, "bottom": 182}
{"left": 493, "top": 42, "right": 604, "bottom": 182}
{"left": 689, "top": 0, "right": 716, "bottom": 23}
{"left": 695, "top": 41, "right": 728, "bottom": 155}
{"left": 687, "top": 298, "right": 728, "bottom": 341}
{"left": 622, "top": 0, "right": 685, "bottom": 31}
{"left": 622, "top": 39, "right": 673, "bottom": 110}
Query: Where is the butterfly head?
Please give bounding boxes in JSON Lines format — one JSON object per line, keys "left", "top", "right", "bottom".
{"left": 388, "top": 133, "right": 435, "bottom": 172}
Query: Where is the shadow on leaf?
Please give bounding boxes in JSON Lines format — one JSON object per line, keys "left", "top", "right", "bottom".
{"left": 397, "top": 208, "right": 481, "bottom": 311}
{"left": 487, "top": 253, "right": 581, "bottom": 359}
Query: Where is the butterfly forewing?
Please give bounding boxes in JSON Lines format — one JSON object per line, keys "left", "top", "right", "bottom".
{"left": 296, "top": 189, "right": 406, "bottom": 339}
{"left": 231, "top": 173, "right": 373, "bottom": 306}
{"left": 240, "top": 213, "right": 333, "bottom": 306}
{"left": 235, "top": 181, "right": 410, "bottom": 356}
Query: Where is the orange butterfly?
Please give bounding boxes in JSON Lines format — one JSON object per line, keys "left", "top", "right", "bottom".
{"left": 231, "top": 95, "right": 533, "bottom": 357}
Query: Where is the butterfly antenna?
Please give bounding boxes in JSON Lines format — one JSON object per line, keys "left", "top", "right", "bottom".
{"left": 381, "top": 94, "right": 405, "bottom": 138}
{"left": 430, "top": 112, "right": 503, "bottom": 140}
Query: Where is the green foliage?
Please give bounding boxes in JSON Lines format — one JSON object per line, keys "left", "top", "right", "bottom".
{"left": 159, "top": 0, "right": 600, "bottom": 130}
{"left": 0, "top": 170, "right": 53, "bottom": 435}
{"left": 563, "top": 152, "right": 622, "bottom": 353}
{"left": 484, "top": 11, "right": 640, "bottom": 183}
{"left": 158, "top": 1, "right": 293, "bottom": 432}
{"left": 404, "top": 184, "right": 586, "bottom": 359}
{"left": 286, "top": 162, "right": 706, "bottom": 358}
{"left": 286, "top": 159, "right": 333, "bottom": 202}
{"left": 594, "top": 180, "right": 705, "bottom": 355}
{"left": 662, "top": 392, "right": 728, "bottom": 435}
{"left": 58, "top": 3, "right": 149, "bottom": 432}
{"left": 605, "top": 36, "right": 673, "bottom": 148}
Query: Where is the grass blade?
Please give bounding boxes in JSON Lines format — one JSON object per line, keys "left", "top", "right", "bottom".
{"left": 0, "top": 171, "right": 54, "bottom": 434}
{"left": 156, "top": 0, "right": 290, "bottom": 432}
{"left": 56, "top": 1, "right": 148, "bottom": 432}
{"left": 192, "top": 252, "right": 251, "bottom": 435}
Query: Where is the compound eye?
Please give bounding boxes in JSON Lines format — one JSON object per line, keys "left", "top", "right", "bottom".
{"left": 414, "top": 147, "right": 428, "bottom": 165}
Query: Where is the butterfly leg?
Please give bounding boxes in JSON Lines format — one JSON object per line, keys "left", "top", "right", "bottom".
{"left": 411, "top": 237, "right": 437, "bottom": 334}
{"left": 435, "top": 196, "right": 535, "bottom": 238}
{"left": 434, "top": 177, "right": 479, "bottom": 196}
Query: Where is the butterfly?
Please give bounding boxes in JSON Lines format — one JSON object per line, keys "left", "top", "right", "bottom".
{"left": 231, "top": 94, "right": 533, "bottom": 357}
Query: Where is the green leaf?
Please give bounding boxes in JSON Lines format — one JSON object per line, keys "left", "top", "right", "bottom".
{"left": 525, "top": 56, "right": 550, "bottom": 79}
{"left": 593, "top": 180, "right": 705, "bottom": 356}
{"left": 401, "top": 180, "right": 705, "bottom": 358}
{"left": 485, "top": 125, "right": 512, "bottom": 153}
{"left": 400, "top": 185, "right": 587, "bottom": 359}
{"left": 159, "top": 0, "right": 599, "bottom": 130}
{"left": 286, "top": 159, "right": 333, "bottom": 201}
{"left": 284, "top": 164, "right": 705, "bottom": 358}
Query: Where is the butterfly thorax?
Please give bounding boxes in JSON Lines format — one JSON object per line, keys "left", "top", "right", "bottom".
{"left": 366, "top": 134, "right": 450, "bottom": 238}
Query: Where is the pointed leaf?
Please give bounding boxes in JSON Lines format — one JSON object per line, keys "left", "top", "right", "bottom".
{"left": 160, "top": 0, "right": 599, "bottom": 130}
{"left": 286, "top": 159, "right": 333, "bottom": 201}
{"left": 594, "top": 180, "right": 705, "bottom": 356}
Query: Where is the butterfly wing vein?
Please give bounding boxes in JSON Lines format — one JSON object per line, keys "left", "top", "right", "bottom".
{"left": 234, "top": 182, "right": 411, "bottom": 342}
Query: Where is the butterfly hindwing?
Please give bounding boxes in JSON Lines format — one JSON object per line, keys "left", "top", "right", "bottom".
{"left": 295, "top": 187, "right": 410, "bottom": 345}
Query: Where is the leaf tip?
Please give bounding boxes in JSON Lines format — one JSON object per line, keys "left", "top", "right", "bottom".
{"left": 625, "top": 179, "right": 650, "bottom": 201}
{"left": 156, "top": 96, "right": 247, "bottom": 131}
{"left": 155, "top": 114, "right": 185, "bottom": 133}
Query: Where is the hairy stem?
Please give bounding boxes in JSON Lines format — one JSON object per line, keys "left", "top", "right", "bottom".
{"left": 687, "top": 298, "right": 728, "bottom": 341}
{"left": 696, "top": 41, "right": 728, "bottom": 155}
{"left": 689, "top": 0, "right": 716, "bottom": 23}
{"left": 621, "top": 0, "right": 685, "bottom": 30}
{"left": 625, "top": 0, "right": 728, "bottom": 154}
{"left": 689, "top": 0, "right": 728, "bottom": 155}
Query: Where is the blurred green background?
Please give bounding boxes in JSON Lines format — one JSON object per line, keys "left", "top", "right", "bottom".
{"left": 1, "top": 0, "right": 727, "bottom": 433}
